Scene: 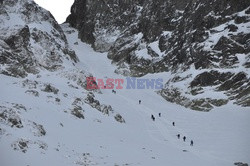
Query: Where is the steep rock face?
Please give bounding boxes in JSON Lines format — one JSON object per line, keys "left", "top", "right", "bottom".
{"left": 67, "top": 0, "right": 186, "bottom": 76}
{"left": 67, "top": 0, "right": 250, "bottom": 111}
{"left": 66, "top": 0, "right": 144, "bottom": 52}
{"left": 0, "top": 0, "right": 78, "bottom": 78}
{"left": 161, "top": 0, "right": 250, "bottom": 71}
{"left": 159, "top": 0, "right": 250, "bottom": 111}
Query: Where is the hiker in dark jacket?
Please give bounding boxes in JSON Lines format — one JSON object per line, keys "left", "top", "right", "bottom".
{"left": 151, "top": 114, "right": 155, "bottom": 121}
{"left": 177, "top": 134, "right": 180, "bottom": 139}
{"left": 139, "top": 100, "right": 141, "bottom": 104}
{"left": 190, "top": 140, "right": 194, "bottom": 146}
{"left": 172, "top": 122, "right": 175, "bottom": 126}
{"left": 159, "top": 113, "right": 161, "bottom": 117}
{"left": 183, "top": 136, "right": 186, "bottom": 142}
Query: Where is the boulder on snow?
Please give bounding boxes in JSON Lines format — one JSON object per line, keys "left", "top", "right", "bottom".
{"left": 234, "top": 162, "right": 248, "bottom": 166}
{"left": 42, "top": 84, "right": 59, "bottom": 94}
{"left": 0, "top": 106, "right": 23, "bottom": 128}
{"left": 71, "top": 106, "right": 84, "bottom": 119}
{"left": 114, "top": 114, "right": 125, "bottom": 123}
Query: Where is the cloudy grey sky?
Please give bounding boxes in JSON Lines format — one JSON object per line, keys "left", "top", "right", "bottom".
{"left": 34, "top": 0, "right": 74, "bottom": 24}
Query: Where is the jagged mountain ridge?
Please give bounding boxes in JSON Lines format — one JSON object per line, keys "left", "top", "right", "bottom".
{"left": 66, "top": 0, "right": 250, "bottom": 111}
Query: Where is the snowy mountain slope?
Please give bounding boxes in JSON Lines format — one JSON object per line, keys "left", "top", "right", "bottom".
{"left": 0, "top": 0, "right": 125, "bottom": 165}
{"left": 0, "top": 0, "right": 250, "bottom": 166}
{"left": 65, "top": 25, "right": 250, "bottom": 165}
{"left": 1, "top": 21, "right": 250, "bottom": 165}
{"left": 66, "top": 0, "right": 250, "bottom": 111}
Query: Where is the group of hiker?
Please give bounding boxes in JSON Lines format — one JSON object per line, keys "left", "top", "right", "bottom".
{"left": 140, "top": 100, "right": 194, "bottom": 147}
{"left": 177, "top": 134, "right": 194, "bottom": 146}
{"left": 152, "top": 113, "right": 194, "bottom": 146}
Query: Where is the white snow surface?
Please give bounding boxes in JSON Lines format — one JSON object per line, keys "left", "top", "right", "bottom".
{"left": 0, "top": 24, "right": 250, "bottom": 166}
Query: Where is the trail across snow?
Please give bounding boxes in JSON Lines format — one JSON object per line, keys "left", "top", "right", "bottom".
{"left": 63, "top": 24, "right": 250, "bottom": 166}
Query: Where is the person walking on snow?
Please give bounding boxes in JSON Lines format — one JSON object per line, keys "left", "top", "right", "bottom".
{"left": 190, "top": 140, "right": 194, "bottom": 146}
{"left": 183, "top": 136, "right": 186, "bottom": 142}
{"left": 151, "top": 114, "right": 155, "bottom": 121}
{"left": 159, "top": 113, "right": 161, "bottom": 117}
{"left": 177, "top": 134, "right": 180, "bottom": 139}
{"left": 172, "top": 122, "right": 175, "bottom": 126}
{"left": 139, "top": 100, "right": 141, "bottom": 104}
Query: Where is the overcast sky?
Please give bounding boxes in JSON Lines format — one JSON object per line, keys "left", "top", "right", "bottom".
{"left": 34, "top": 0, "right": 74, "bottom": 24}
